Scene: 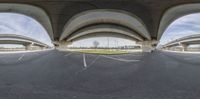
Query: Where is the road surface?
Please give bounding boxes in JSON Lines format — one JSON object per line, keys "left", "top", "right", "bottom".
{"left": 0, "top": 50, "right": 200, "bottom": 99}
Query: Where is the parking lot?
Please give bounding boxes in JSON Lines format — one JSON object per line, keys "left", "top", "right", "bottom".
{"left": 0, "top": 50, "right": 200, "bottom": 99}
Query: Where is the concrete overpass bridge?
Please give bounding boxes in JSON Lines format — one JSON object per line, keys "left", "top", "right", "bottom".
{"left": 0, "top": 34, "right": 50, "bottom": 50}
{"left": 0, "top": 1, "right": 200, "bottom": 52}
{"left": 162, "top": 34, "right": 200, "bottom": 51}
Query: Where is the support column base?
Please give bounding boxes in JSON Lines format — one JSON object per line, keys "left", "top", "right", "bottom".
{"left": 25, "top": 44, "right": 33, "bottom": 50}
{"left": 136, "top": 40, "right": 158, "bottom": 52}
{"left": 54, "top": 41, "right": 72, "bottom": 51}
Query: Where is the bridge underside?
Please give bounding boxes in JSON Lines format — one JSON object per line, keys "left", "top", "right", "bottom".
{"left": 163, "top": 40, "right": 200, "bottom": 52}
{"left": 0, "top": 1, "right": 199, "bottom": 52}
{"left": 0, "top": 40, "right": 46, "bottom": 50}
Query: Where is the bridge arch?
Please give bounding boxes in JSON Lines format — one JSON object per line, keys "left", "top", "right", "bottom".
{"left": 0, "top": 3, "right": 53, "bottom": 40}
{"left": 158, "top": 3, "right": 200, "bottom": 40}
{"left": 60, "top": 9, "right": 151, "bottom": 41}
{"left": 67, "top": 24, "right": 144, "bottom": 42}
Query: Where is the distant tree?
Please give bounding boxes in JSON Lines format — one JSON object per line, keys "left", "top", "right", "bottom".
{"left": 93, "top": 41, "right": 99, "bottom": 48}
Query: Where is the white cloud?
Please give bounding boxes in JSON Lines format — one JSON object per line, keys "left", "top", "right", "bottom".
{"left": 159, "top": 13, "right": 200, "bottom": 45}
{"left": 0, "top": 13, "right": 52, "bottom": 46}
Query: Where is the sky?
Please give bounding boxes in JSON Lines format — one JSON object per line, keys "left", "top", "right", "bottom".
{"left": 0, "top": 13, "right": 52, "bottom": 48}
{"left": 0, "top": 13, "right": 199, "bottom": 48}
{"left": 72, "top": 13, "right": 200, "bottom": 47}
{"left": 159, "top": 13, "right": 200, "bottom": 45}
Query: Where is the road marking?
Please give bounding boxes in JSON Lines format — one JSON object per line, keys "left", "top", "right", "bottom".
{"left": 34, "top": 53, "right": 39, "bottom": 55}
{"left": 88, "top": 55, "right": 100, "bottom": 66}
{"left": 0, "top": 49, "right": 52, "bottom": 54}
{"left": 129, "top": 54, "right": 142, "bottom": 56}
{"left": 18, "top": 54, "right": 25, "bottom": 61}
{"left": 162, "top": 50, "right": 200, "bottom": 54}
{"left": 184, "top": 56, "right": 200, "bottom": 60}
{"left": 64, "top": 52, "right": 73, "bottom": 57}
{"left": 76, "top": 55, "right": 100, "bottom": 74}
{"left": 101, "top": 55, "right": 140, "bottom": 62}
{"left": 76, "top": 54, "right": 139, "bottom": 75}
{"left": 83, "top": 54, "right": 87, "bottom": 68}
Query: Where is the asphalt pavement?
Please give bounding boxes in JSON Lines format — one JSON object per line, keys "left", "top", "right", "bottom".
{"left": 0, "top": 50, "right": 200, "bottom": 99}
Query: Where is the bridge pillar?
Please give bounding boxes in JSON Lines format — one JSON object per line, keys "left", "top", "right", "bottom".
{"left": 136, "top": 40, "right": 158, "bottom": 52}
{"left": 41, "top": 46, "right": 46, "bottom": 50}
{"left": 180, "top": 43, "right": 188, "bottom": 52}
{"left": 165, "top": 47, "right": 169, "bottom": 50}
{"left": 38, "top": 46, "right": 45, "bottom": 50}
{"left": 54, "top": 41, "right": 72, "bottom": 51}
{"left": 25, "top": 43, "right": 33, "bottom": 50}
{"left": 169, "top": 47, "right": 173, "bottom": 51}
{"left": 182, "top": 45, "right": 188, "bottom": 52}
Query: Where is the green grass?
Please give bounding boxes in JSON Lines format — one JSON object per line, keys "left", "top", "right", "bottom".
{"left": 76, "top": 49, "right": 129, "bottom": 55}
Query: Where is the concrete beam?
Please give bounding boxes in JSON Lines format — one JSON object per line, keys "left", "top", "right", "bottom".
{"left": 40, "top": 46, "right": 46, "bottom": 50}
{"left": 54, "top": 41, "right": 72, "bottom": 50}
{"left": 66, "top": 24, "right": 144, "bottom": 42}
{"left": 136, "top": 40, "right": 158, "bottom": 52}
{"left": 25, "top": 43, "right": 33, "bottom": 50}
{"left": 158, "top": 3, "right": 200, "bottom": 40}
{"left": 0, "top": 34, "right": 50, "bottom": 48}
{"left": 0, "top": 3, "right": 53, "bottom": 40}
{"left": 60, "top": 9, "right": 151, "bottom": 41}
{"left": 179, "top": 43, "right": 188, "bottom": 52}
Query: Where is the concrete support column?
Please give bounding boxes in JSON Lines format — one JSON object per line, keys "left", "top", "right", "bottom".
{"left": 38, "top": 46, "right": 45, "bottom": 50}
{"left": 166, "top": 47, "right": 169, "bottom": 50}
{"left": 179, "top": 43, "right": 188, "bottom": 52}
{"left": 170, "top": 47, "right": 174, "bottom": 51}
{"left": 181, "top": 44, "right": 188, "bottom": 52}
{"left": 136, "top": 40, "right": 158, "bottom": 52}
{"left": 169, "top": 47, "right": 173, "bottom": 51}
{"left": 141, "top": 42, "right": 153, "bottom": 52}
{"left": 25, "top": 43, "right": 33, "bottom": 50}
{"left": 54, "top": 41, "right": 72, "bottom": 51}
{"left": 41, "top": 47, "right": 46, "bottom": 50}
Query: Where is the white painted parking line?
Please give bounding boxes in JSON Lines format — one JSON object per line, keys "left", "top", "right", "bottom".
{"left": 18, "top": 54, "right": 25, "bottom": 61}
{"left": 76, "top": 54, "right": 140, "bottom": 74}
{"left": 129, "top": 54, "right": 143, "bottom": 56}
{"left": 88, "top": 55, "right": 100, "bottom": 66}
{"left": 33, "top": 53, "right": 39, "bottom": 55}
{"left": 64, "top": 52, "right": 73, "bottom": 57}
{"left": 162, "top": 50, "right": 200, "bottom": 54}
{"left": 184, "top": 58, "right": 192, "bottom": 60}
{"left": 83, "top": 54, "right": 87, "bottom": 68}
{"left": 184, "top": 56, "right": 200, "bottom": 60}
{"left": 0, "top": 49, "right": 52, "bottom": 54}
{"left": 101, "top": 55, "right": 140, "bottom": 62}
{"left": 76, "top": 55, "right": 100, "bottom": 73}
